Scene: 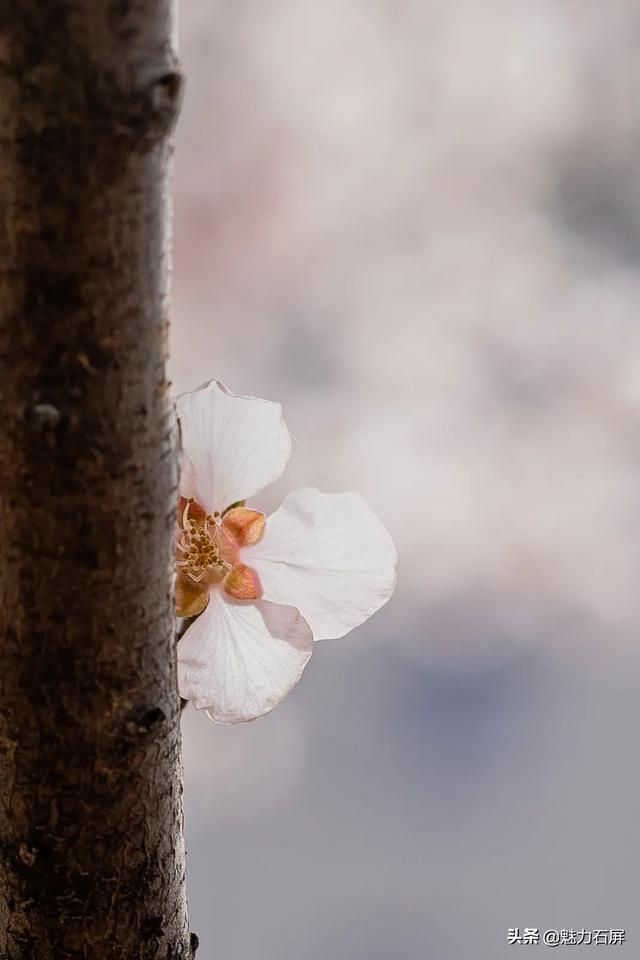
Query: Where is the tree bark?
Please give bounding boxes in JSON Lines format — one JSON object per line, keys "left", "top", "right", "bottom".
{"left": 0, "top": 2, "right": 192, "bottom": 957}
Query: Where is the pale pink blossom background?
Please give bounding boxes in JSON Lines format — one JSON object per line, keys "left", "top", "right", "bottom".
{"left": 172, "top": 2, "right": 640, "bottom": 956}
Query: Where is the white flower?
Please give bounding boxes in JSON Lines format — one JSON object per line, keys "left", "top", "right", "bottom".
{"left": 174, "top": 381, "right": 397, "bottom": 723}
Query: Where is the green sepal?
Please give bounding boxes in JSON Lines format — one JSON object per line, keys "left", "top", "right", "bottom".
{"left": 222, "top": 499, "right": 246, "bottom": 517}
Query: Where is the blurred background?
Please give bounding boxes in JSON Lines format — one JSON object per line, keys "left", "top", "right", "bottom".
{"left": 171, "top": 2, "right": 640, "bottom": 956}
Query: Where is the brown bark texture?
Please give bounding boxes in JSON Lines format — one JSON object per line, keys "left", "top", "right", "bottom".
{"left": 0, "top": 2, "right": 193, "bottom": 957}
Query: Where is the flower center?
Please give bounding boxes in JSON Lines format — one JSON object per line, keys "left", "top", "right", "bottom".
{"left": 176, "top": 498, "right": 232, "bottom": 583}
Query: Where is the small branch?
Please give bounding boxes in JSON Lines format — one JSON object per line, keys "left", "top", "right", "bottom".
{"left": 177, "top": 618, "right": 193, "bottom": 712}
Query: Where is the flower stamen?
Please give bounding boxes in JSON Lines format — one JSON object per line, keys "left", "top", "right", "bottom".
{"left": 182, "top": 496, "right": 195, "bottom": 529}
{"left": 176, "top": 497, "right": 229, "bottom": 583}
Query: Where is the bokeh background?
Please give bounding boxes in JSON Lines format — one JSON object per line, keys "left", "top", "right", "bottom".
{"left": 170, "top": 2, "right": 640, "bottom": 957}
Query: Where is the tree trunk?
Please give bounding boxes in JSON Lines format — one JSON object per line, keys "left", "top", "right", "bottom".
{"left": 0, "top": 2, "right": 193, "bottom": 956}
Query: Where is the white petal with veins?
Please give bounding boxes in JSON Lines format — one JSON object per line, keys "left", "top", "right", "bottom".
{"left": 176, "top": 380, "right": 292, "bottom": 512}
{"left": 248, "top": 487, "right": 397, "bottom": 641}
{"left": 177, "top": 590, "right": 313, "bottom": 723}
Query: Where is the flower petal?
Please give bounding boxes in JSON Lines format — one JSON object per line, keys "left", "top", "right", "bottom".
{"left": 248, "top": 488, "right": 397, "bottom": 640}
{"left": 175, "top": 381, "right": 292, "bottom": 513}
{"left": 177, "top": 591, "right": 313, "bottom": 723}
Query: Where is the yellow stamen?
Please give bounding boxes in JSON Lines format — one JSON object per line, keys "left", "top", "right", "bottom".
{"left": 176, "top": 497, "right": 226, "bottom": 583}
